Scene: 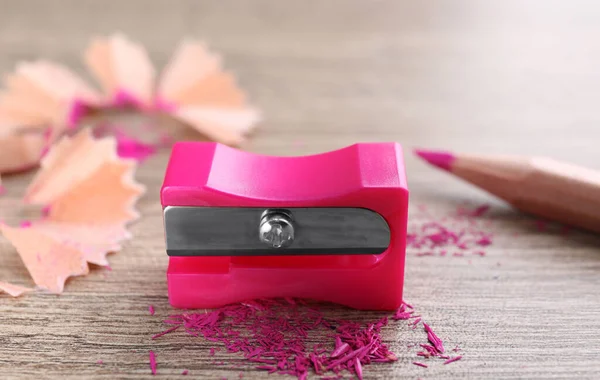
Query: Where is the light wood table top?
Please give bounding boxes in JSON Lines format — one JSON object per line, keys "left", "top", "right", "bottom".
{"left": 0, "top": 0, "right": 599, "bottom": 378}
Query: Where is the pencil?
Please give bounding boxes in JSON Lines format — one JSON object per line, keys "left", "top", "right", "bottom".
{"left": 415, "top": 149, "right": 600, "bottom": 233}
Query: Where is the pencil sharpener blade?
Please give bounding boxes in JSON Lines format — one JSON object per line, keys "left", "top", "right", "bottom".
{"left": 161, "top": 142, "right": 409, "bottom": 310}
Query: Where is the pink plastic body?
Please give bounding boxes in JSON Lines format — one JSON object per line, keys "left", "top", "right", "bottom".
{"left": 160, "top": 142, "right": 409, "bottom": 310}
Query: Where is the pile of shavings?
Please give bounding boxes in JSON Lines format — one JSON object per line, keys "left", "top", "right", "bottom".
{"left": 407, "top": 203, "right": 493, "bottom": 257}
{"left": 0, "top": 32, "right": 260, "bottom": 186}
{"left": 0, "top": 129, "right": 145, "bottom": 296}
{"left": 150, "top": 299, "right": 462, "bottom": 379}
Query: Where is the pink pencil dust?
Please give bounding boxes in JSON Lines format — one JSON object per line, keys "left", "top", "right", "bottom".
{"left": 150, "top": 299, "right": 459, "bottom": 379}
{"left": 407, "top": 203, "right": 494, "bottom": 257}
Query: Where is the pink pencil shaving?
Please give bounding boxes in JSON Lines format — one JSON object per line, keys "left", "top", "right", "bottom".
{"left": 355, "top": 357, "right": 363, "bottom": 380}
{"left": 152, "top": 325, "right": 180, "bottom": 339}
{"left": 423, "top": 322, "right": 445, "bottom": 354}
{"left": 149, "top": 351, "right": 157, "bottom": 375}
{"left": 444, "top": 356, "right": 463, "bottom": 365}
{"left": 411, "top": 318, "right": 422, "bottom": 329}
{"left": 114, "top": 129, "right": 158, "bottom": 162}
{"left": 393, "top": 304, "right": 413, "bottom": 320}
{"left": 413, "top": 362, "right": 428, "bottom": 368}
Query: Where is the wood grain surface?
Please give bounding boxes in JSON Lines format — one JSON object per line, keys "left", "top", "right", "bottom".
{"left": 1, "top": 1, "right": 599, "bottom": 379}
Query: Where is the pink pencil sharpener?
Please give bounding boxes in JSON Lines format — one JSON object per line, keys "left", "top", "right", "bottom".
{"left": 160, "top": 142, "right": 409, "bottom": 310}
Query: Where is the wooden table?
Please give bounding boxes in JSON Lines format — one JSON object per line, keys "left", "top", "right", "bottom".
{"left": 1, "top": 0, "right": 599, "bottom": 378}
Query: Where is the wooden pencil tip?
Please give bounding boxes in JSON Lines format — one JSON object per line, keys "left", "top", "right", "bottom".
{"left": 414, "top": 149, "right": 456, "bottom": 171}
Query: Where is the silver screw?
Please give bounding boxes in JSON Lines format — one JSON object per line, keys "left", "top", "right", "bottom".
{"left": 259, "top": 209, "right": 294, "bottom": 248}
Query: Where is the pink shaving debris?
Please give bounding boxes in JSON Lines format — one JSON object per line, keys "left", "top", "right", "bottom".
{"left": 423, "top": 323, "right": 445, "bottom": 354}
{"left": 114, "top": 130, "right": 157, "bottom": 162}
{"left": 404, "top": 307, "right": 453, "bottom": 367}
{"left": 331, "top": 337, "right": 349, "bottom": 358}
{"left": 392, "top": 303, "right": 414, "bottom": 320}
{"left": 96, "top": 360, "right": 103, "bottom": 365}
{"left": 409, "top": 203, "right": 493, "bottom": 257}
{"left": 420, "top": 344, "right": 438, "bottom": 356}
{"left": 149, "top": 305, "right": 155, "bottom": 316}
{"left": 443, "top": 356, "right": 462, "bottom": 365}
{"left": 354, "top": 357, "right": 363, "bottom": 380}
{"left": 149, "top": 351, "right": 157, "bottom": 375}
{"left": 411, "top": 318, "right": 422, "bottom": 329}
{"left": 150, "top": 300, "right": 458, "bottom": 378}
{"left": 152, "top": 326, "right": 180, "bottom": 340}
{"left": 155, "top": 299, "right": 399, "bottom": 379}
{"left": 181, "top": 369, "right": 189, "bottom": 375}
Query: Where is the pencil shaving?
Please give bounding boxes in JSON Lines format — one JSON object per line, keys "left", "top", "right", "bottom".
{"left": 0, "top": 224, "right": 90, "bottom": 293}
{"left": 0, "top": 281, "right": 34, "bottom": 297}
{"left": 84, "top": 33, "right": 156, "bottom": 108}
{"left": 0, "top": 129, "right": 144, "bottom": 292}
{"left": 157, "top": 40, "right": 260, "bottom": 145}
{"left": 0, "top": 60, "right": 101, "bottom": 135}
